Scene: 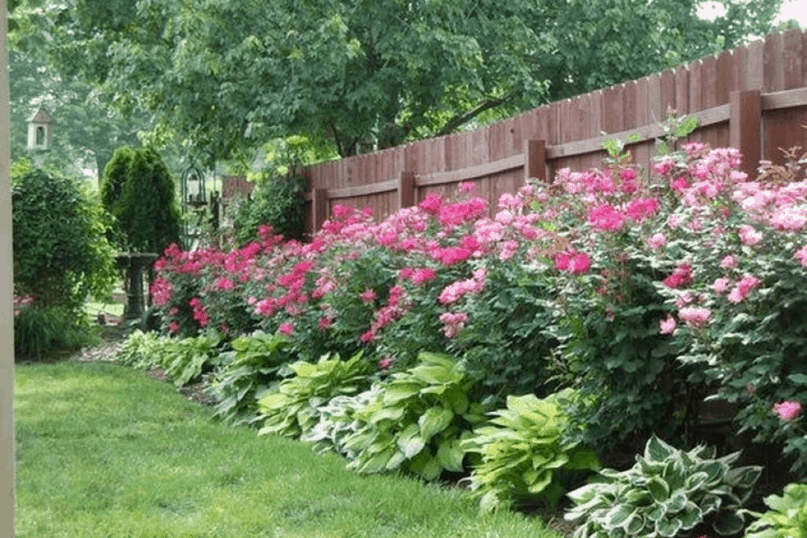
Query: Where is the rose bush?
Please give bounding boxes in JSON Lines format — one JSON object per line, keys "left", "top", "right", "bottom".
{"left": 150, "top": 123, "right": 807, "bottom": 475}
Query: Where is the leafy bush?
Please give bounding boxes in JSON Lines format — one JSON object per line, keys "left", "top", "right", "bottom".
{"left": 101, "top": 146, "right": 181, "bottom": 254}
{"left": 14, "top": 306, "right": 97, "bottom": 358}
{"left": 565, "top": 436, "right": 761, "bottom": 537}
{"left": 207, "top": 331, "right": 294, "bottom": 426}
{"left": 257, "top": 351, "right": 371, "bottom": 439}
{"left": 12, "top": 164, "right": 118, "bottom": 312}
{"left": 340, "top": 352, "right": 487, "bottom": 480}
{"left": 461, "top": 389, "right": 600, "bottom": 513}
{"left": 745, "top": 482, "right": 807, "bottom": 538}
{"left": 232, "top": 171, "right": 306, "bottom": 245}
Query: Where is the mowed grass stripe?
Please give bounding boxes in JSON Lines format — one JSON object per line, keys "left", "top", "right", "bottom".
{"left": 15, "top": 362, "right": 561, "bottom": 538}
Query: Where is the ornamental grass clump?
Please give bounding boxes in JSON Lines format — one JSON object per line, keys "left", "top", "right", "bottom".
{"left": 564, "top": 436, "right": 761, "bottom": 538}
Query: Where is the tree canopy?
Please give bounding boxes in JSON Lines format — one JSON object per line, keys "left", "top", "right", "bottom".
{"left": 11, "top": 0, "right": 786, "bottom": 162}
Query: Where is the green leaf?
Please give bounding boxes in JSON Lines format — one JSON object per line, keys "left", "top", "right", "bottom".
{"left": 656, "top": 517, "right": 682, "bottom": 537}
{"left": 645, "top": 436, "right": 675, "bottom": 462}
{"left": 397, "top": 424, "right": 426, "bottom": 459}
{"left": 436, "top": 438, "right": 465, "bottom": 472}
{"left": 712, "top": 511, "right": 745, "bottom": 535}
{"left": 673, "top": 116, "right": 698, "bottom": 138}
{"left": 566, "top": 448, "right": 601, "bottom": 471}
{"left": 419, "top": 406, "right": 454, "bottom": 441}
{"left": 605, "top": 504, "right": 635, "bottom": 527}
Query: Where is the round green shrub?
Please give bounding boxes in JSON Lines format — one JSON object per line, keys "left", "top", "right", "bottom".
{"left": 12, "top": 162, "right": 118, "bottom": 312}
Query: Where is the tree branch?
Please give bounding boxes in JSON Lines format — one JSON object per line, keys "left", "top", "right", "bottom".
{"left": 433, "top": 93, "right": 512, "bottom": 138}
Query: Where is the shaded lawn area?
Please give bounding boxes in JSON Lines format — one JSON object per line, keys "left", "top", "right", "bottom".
{"left": 15, "top": 362, "right": 562, "bottom": 538}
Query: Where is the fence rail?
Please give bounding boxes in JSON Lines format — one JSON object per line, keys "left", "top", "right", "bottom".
{"left": 302, "top": 29, "right": 807, "bottom": 236}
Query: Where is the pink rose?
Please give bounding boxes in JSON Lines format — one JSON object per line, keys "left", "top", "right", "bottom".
{"left": 773, "top": 401, "right": 802, "bottom": 421}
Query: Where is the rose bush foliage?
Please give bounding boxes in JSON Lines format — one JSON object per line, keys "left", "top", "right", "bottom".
{"left": 150, "top": 126, "right": 807, "bottom": 474}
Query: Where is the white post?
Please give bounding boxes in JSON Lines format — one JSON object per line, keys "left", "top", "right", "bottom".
{"left": 0, "top": 0, "right": 17, "bottom": 536}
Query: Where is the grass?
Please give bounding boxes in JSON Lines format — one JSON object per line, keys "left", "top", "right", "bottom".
{"left": 84, "top": 300, "right": 125, "bottom": 320}
{"left": 15, "top": 362, "right": 562, "bottom": 538}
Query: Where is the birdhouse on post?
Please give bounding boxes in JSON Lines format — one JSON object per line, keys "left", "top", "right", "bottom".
{"left": 27, "top": 107, "right": 54, "bottom": 151}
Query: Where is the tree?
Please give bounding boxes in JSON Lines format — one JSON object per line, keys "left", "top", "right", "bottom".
{"left": 11, "top": 0, "right": 785, "bottom": 162}
{"left": 7, "top": 48, "right": 148, "bottom": 180}
{"left": 101, "top": 146, "right": 182, "bottom": 256}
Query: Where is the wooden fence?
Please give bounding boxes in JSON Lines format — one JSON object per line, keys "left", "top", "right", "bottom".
{"left": 302, "top": 29, "right": 807, "bottom": 236}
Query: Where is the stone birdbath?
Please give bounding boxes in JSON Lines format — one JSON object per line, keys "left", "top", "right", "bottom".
{"left": 115, "top": 252, "right": 158, "bottom": 322}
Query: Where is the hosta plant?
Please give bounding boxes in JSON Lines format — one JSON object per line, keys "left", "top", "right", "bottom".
{"left": 256, "top": 351, "right": 371, "bottom": 439}
{"left": 300, "top": 388, "right": 382, "bottom": 457}
{"left": 460, "top": 389, "right": 600, "bottom": 513}
{"left": 206, "top": 331, "right": 293, "bottom": 426}
{"left": 744, "top": 482, "right": 807, "bottom": 538}
{"left": 158, "top": 330, "right": 224, "bottom": 387}
{"left": 565, "top": 436, "right": 761, "bottom": 538}
{"left": 117, "top": 329, "right": 164, "bottom": 369}
{"left": 340, "top": 352, "right": 488, "bottom": 480}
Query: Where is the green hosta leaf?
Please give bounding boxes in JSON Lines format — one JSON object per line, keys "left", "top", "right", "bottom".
{"left": 724, "top": 466, "right": 762, "bottom": 489}
{"left": 605, "top": 504, "right": 635, "bottom": 527}
{"left": 624, "top": 513, "right": 646, "bottom": 534}
{"left": 661, "top": 459, "right": 686, "bottom": 491}
{"left": 648, "top": 476, "right": 670, "bottom": 502}
{"left": 713, "top": 511, "right": 745, "bottom": 536}
{"left": 656, "top": 516, "right": 682, "bottom": 537}
{"left": 419, "top": 406, "right": 454, "bottom": 441}
{"left": 567, "top": 448, "right": 601, "bottom": 471}
{"left": 526, "top": 470, "right": 553, "bottom": 494}
{"left": 385, "top": 449, "right": 407, "bottom": 471}
{"left": 442, "top": 387, "right": 469, "bottom": 414}
{"left": 684, "top": 471, "right": 709, "bottom": 492}
{"left": 436, "top": 438, "right": 465, "bottom": 472}
{"left": 408, "top": 451, "right": 441, "bottom": 481}
{"left": 647, "top": 502, "right": 666, "bottom": 522}
{"left": 398, "top": 424, "right": 426, "bottom": 459}
{"left": 700, "top": 494, "right": 722, "bottom": 515}
{"left": 677, "top": 502, "right": 702, "bottom": 530}
{"left": 359, "top": 446, "right": 395, "bottom": 474}
{"left": 382, "top": 383, "right": 421, "bottom": 404}
{"left": 368, "top": 405, "right": 405, "bottom": 424}
{"left": 645, "top": 436, "right": 675, "bottom": 462}
{"left": 665, "top": 490, "right": 687, "bottom": 513}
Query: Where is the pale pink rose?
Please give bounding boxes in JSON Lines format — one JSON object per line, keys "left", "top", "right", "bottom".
{"left": 773, "top": 401, "right": 802, "bottom": 421}
{"left": 738, "top": 225, "right": 763, "bottom": 246}
{"left": 659, "top": 315, "right": 677, "bottom": 335}
{"left": 647, "top": 233, "right": 667, "bottom": 250}
{"left": 678, "top": 306, "right": 711, "bottom": 328}
{"left": 719, "top": 255, "right": 737, "bottom": 269}
{"left": 712, "top": 278, "right": 730, "bottom": 294}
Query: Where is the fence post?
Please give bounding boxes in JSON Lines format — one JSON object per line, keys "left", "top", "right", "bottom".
{"left": 398, "top": 171, "right": 415, "bottom": 211}
{"left": 311, "top": 188, "right": 328, "bottom": 234}
{"left": 524, "top": 139, "right": 546, "bottom": 183}
{"left": 729, "top": 90, "right": 761, "bottom": 181}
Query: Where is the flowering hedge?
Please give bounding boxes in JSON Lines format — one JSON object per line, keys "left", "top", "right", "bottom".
{"left": 150, "top": 133, "right": 807, "bottom": 474}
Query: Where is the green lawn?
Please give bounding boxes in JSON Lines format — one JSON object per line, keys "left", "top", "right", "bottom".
{"left": 15, "top": 362, "right": 562, "bottom": 538}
